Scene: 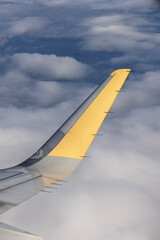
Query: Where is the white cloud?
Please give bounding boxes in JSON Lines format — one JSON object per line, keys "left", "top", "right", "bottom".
{"left": 22, "top": 0, "right": 151, "bottom": 8}
{"left": 0, "top": 51, "right": 92, "bottom": 167}
{"left": 0, "top": 53, "right": 91, "bottom": 108}
{"left": 7, "top": 17, "right": 47, "bottom": 36}
{"left": 11, "top": 53, "right": 91, "bottom": 80}
{"left": 0, "top": 51, "right": 93, "bottom": 166}
{"left": 112, "top": 71, "right": 160, "bottom": 113}
{"left": 81, "top": 15, "right": 160, "bottom": 52}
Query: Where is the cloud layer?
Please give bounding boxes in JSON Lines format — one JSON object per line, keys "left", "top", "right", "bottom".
{"left": 81, "top": 15, "right": 158, "bottom": 52}
{"left": 0, "top": 53, "right": 91, "bottom": 108}
{"left": 0, "top": 52, "right": 92, "bottom": 166}
{"left": 0, "top": 1, "right": 160, "bottom": 240}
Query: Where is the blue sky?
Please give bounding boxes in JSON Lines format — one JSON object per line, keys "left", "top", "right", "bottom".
{"left": 0, "top": 0, "right": 160, "bottom": 240}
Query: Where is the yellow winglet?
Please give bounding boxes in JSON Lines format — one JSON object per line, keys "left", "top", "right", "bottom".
{"left": 110, "top": 69, "right": 131, "bottom": 76}
{"left": 48, "top": 69, "right": 130, "bottom": 159}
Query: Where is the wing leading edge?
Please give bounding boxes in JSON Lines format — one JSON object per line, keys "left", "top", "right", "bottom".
{"left": 0, "top": 69, "right": 131, "bottom": 215}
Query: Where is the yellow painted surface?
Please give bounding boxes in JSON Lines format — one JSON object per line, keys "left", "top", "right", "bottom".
{"left": 43, "top": 174, "right": 62, "bottom": 182}
{"left": 49, "top": 69, "right": 130, "bottom": 159}
{"left": 42, "top": 177, "right": 53, "bottom": 187}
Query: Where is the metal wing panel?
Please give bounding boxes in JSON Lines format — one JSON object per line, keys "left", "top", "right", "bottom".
{"left": 0, "top": 203, "right": 13, "bottom": 215}
{"left": 0, "top": 169, "right": 50, "bottom": 215}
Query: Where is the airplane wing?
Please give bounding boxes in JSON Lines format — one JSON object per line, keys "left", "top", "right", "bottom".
{"left": 0, "top": 69, "right": 130, "bottom": 216}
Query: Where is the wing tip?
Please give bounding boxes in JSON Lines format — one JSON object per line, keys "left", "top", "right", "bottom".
{"left": 110, "top": 69, "right": 131, "bottom": 76}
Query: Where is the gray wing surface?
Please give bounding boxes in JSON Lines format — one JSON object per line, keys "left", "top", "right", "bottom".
{"left": 0, "top": 168, "right": 48, "bottom": 215}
